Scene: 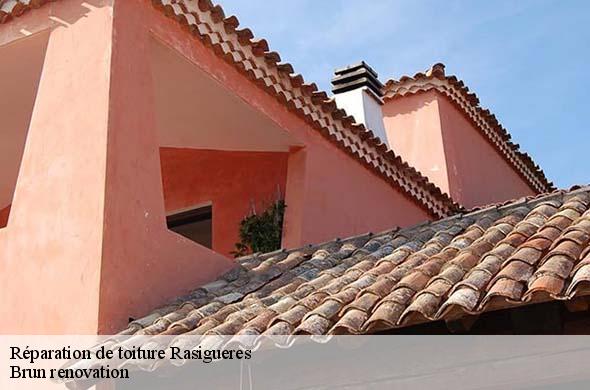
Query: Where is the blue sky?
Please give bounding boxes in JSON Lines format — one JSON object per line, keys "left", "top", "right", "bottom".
{"left": 220, "top": 0, "right": 589, "bottom": 188}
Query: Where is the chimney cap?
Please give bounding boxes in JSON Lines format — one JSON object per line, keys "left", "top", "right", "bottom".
{"left": 334, "top": 61, "right": 379, "bottom": 78}
{"left": 332, "top": 61, "right": 383, "bottom": 98}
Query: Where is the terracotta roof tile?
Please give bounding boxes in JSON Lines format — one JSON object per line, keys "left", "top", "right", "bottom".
{"left": 0, "top": 0, "right": 53, "bottom": 23}
{"left": 383, "top": 63, "right": 554, "bottom": 194}
{"left": 0, "top": 0, "right": 459, "bottom": 217}
{"left": 118, "top": 185, "right": 590, "bottom": 336}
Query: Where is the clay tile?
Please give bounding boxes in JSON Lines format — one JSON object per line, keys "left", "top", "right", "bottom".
{"left": 208, "top": 316, "right": 249, "bottom": 335}
{"left": 235, "top": 28, "right": 254, "bottom": 44}
{"left": 567, "top": 264, "right": 590, "bottom": 296}
{"left": 137, "top": 320, "right": 170, "bottom": 336}
{"left": 273, "top": 305, "right": 309, "bottom": 327}
{"left": 263, "top": 321, "right": 293, "bottom": 336}
{"left": 439, "top": 287, "right": 481, "bottom": 315}
{"left": 294, "top": 315, "right": 331, "bottom": 335}
{"left": 189, "top": 318, "right": 221, "bottom": 335}
{"left": 268, "top": 296, "right": 298, "bottom": 313}
{"left": 277, "top": 62, "right": 294, "bottom": 74}
{"left": 545, "top": 215, "right": 575, "bottom": 230}
{"left": 264, "top": 51, "right": 281, "bottom": 64}
{"left": 455, "top": 269, "right": 492, "bottom": 291}
{"left": 345, "top": 292, "right": 381, "bottom": 313}
{"left": 197, "top": 0, "right": 214, "bottom": 12}
{"left": 380, "top": 249, "right": 412, "bottom": 265}
{"left": 494, "top": 260, "right": 534, "bottom": 283}
{"left": 433, "top": 264, "right": 465, "bottom": 285}
{"left": 306, "top": 300, "right": 342, "bottom": 320}
{"left": 537, "top": 226, "right": 564, "bottom": 242}
{"left": 530, "top": 203, "right": 559, "bottom": 218}
{"left": 289, "top": 73, "right": 304, "bottom": 87}
{"left": 415, "top": 260, "right": 445, "bottom": 277}
{"left": 450, "top": 252, "right": 480, "bottom": 271}
{"left": 397, "top": 271, "right": 431, "bottom": 290}
{"left": 195, "top": 301, "right": 224, "bottom": 317}
{"left": 223, "top": 15, "right": 239, "bottom": 31}
{"left": 311, "top": 91, "right": 328, "bottom": 104}
{"left": 564, "top": 226, "right": 590, "bottom": 244}
{"left": 423, "top": 278, "right": 454, "bottom": 297}
{"left": 480, "top": 278, "right": 524, "bottom": 308}
{"left": 369, "top": 260, "right": 396, "bottom": 275}
{"left": 537, "top": 255, "right": 574, "bottom": 279}
{"left": 523, "top": 236, "right": 553, "bottom": 251}
{"left": 400, "top": 293, "right": 441, "bottom": 324}
{"left": 336, "top": 284, "right": 363, "bottom": 302}
{"left": 425, "top": 63, "right": 446, "bottom": 78}
{"left": 364, "top": 276, "right": 396, "bottom": 297}
{"left": 549, "top": 240, "right": 584, "bottom": 260}
{"left": 381, "top": 286, "right": 415, "bottom": 306}
{"left": 298, "top": 291, "right": 329, "bottom": 309}
{"left": 251, "top": 38, "right": 269, "bottom": 56}
{"left": 209, "top": 4, "right": 225, "bottom": 23}
{"left": 513, "top": 221, "right": 540, "bottom": 237}
{"left": 160, "top": 305, "right": 193, "bottom": 324}
{"left": 501, "top": 232, "right": 529, "bottom": 247}
{"left": 242, "top": 309, "right": 277, "bottom": 333}
{"left": 364, "top": 301, "right": 405, "bottom": 332}
{"left": 524, "top": 275, "right": 565, "bottom": 301}
{"left": 508, "top": 246, "right": 544, "bottom": 265}
{"left": 330, "top": 309, "right": 368, "bottom": 334}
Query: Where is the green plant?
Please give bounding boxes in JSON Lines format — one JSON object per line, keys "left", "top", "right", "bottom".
{"left": 232, "top": 200, "right": 286, "bottom": 258}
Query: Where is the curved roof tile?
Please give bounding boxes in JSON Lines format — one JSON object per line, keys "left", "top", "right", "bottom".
{"left": 121, "top": 185, "right": 590, "bottom": 336}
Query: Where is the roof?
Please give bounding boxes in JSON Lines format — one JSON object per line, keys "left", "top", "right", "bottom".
{"left": 0, "top": 0, "right": 459, "bottom": 218}
{"left": 119, "top": 185, "right": 590, "bottom": 336}
{"left": 383, "top": 63, "right": 554, "bottom": 195}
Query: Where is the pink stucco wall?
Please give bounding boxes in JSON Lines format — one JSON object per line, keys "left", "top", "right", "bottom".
{"left": 0, "top": 0, "right": 435, "bottom": 335}
{"left": 0, "top": 0, "right": 234, "bottom": 335}
{"left": 382, "top": 91, "right": 450, "bottom": 194}
{"left": 282, "top": 138, "right": 432, "bottom": 248}
{"left": 437, "top": 96, "right": 535, "bottom": 208}
{"left": 0, "top": 205, "right": 9, "bottom": 228}
{"left": 160, "top": 148, "right": 289, "bottom": 257}
{"left": 144, "top": 0, "right": 433, "bottom": 248}
{"left": 383, "top": 91, "right": 536, "bottom": 209}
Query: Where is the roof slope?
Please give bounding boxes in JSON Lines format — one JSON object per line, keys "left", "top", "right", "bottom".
{"left": 120, "top": 185, "right": 590, "bottom": 336}
{"left": 0, "top": 0, "right": 459, "bottom": 217}
{"left": 383, "top": 63, "right": 554, "bottom": 194}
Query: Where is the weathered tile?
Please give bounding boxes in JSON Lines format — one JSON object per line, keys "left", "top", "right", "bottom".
{"left": 116, "top": 185, "right": 590, "bottom": 337}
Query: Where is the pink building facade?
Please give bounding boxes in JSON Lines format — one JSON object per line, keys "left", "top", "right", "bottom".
{"left": 0, "top": 0, "right": 551, "bottom": 334}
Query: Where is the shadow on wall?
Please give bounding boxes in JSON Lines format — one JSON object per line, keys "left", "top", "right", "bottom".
{"left": 0, "top": 205, "right": 10, "bottom": 228}
{"left": 0, "top": 30, "right": 50, "bottom": 228}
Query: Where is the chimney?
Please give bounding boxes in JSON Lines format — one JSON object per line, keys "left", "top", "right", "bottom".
{"left": 331, "top": 62, "right": 388, "bottom": 143}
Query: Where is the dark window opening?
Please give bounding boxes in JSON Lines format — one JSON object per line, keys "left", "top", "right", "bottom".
{"left": 167, "top": 205, "right": 213, "bottom": 249}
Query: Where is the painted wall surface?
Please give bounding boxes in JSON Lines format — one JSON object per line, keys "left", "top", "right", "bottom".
{"left": 146, "top": 2, "right": 434, "bottom": 249}
{"left": 0, "top": 205, "right": 9, "bottom": 228}
{"left": 437, "top": 96, "right": 536, "bottom": 208}
{"left": 97, "top": 0, "right": 234, "bottom": 334}
{"left": 0, "top": 0, "right": 114, "bottom": 334}
{"left": 282, "top": 138, "right": 432, "bottom": 248}
{"left": 160, "top": 148, "right": 288, "bottom": 257}
{"left": 0, "top": 31, "right": 48, "bottom": 212}
{"left": 382, "top": 91, "right": 451, "bottom": 194}
{"left": 382, "top": 91, "right": 536, "bottom": 208}
{"left": 0, "top": 0, "right": 234, "bottom": 335}
{"left": 0, "top": 0, "right": 436, "bottom": 335}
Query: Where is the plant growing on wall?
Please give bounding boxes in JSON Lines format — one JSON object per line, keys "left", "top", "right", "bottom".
{"left": 232, "top": 199, "right": 286, "bottom": 258}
